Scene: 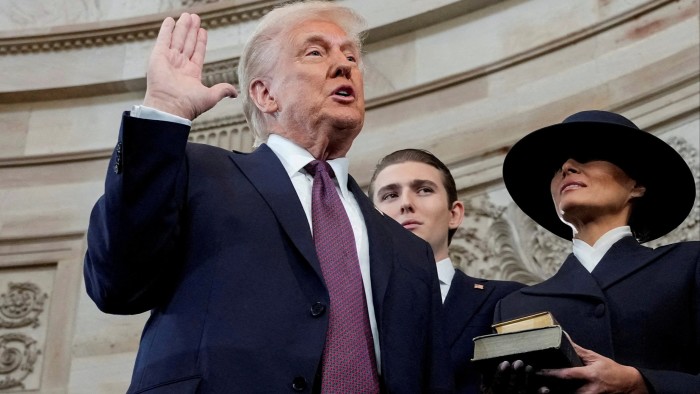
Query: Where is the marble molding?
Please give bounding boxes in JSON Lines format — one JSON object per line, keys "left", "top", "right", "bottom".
{"left": 0, "top": 0, "right": 282, "bottom": 55}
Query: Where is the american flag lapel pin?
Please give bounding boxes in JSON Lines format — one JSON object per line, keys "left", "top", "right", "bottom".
{"left": 474, "top": 284, "right": 484, "bottom": 290}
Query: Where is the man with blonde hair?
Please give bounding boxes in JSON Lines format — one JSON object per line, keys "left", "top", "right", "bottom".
{"left": 84, "top": 2, "right": 451, "bottom": 393}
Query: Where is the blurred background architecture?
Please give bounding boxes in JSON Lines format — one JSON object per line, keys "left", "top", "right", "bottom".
{"left": 0, "top": 0, "right": 698, "bottom": 392}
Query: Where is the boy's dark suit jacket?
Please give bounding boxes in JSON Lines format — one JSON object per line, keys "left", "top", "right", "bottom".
{"left": 83, "top": 115, "right": 452, "bottom": 393}
{"left": 444, "top": 269, "right": 525, "bottom": 393}
{"left": 494, "top": 236, "right": 700, "bottom": 394}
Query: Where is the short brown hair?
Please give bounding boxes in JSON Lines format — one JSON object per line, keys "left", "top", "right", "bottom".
{"left": 369, "top": 149, "right": 460, "bottom": 244}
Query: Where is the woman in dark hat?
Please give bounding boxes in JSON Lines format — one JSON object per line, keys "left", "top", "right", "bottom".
{"left": 491, "top": 110, "right": 699, "bottom": 393}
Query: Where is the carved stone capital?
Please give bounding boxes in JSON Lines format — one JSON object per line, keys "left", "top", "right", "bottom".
{"left": 0, "top": 282, "right": 48, "bottom": 329}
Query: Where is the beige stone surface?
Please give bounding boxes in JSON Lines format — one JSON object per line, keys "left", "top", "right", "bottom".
{"left": 0, "top": 0, "right": 697, "bottom": 392}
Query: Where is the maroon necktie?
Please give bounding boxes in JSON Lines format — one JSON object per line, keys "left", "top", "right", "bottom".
{"left": 305, "top": 160, "right": 380, "bottom": 393}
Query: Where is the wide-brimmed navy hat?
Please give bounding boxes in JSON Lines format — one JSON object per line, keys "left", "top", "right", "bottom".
{"left": 502, "top": 110, "right": 696, "bottom": 243}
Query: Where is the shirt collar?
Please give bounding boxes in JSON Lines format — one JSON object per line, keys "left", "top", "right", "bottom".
{"left": 572, "top": 226, "right": 633, "bottom": 272}
{"left": 266, "top": 134, "right": 351, "bottom": 199}
{"left": 436, "top": 257, "right": 456, "bottom": 286}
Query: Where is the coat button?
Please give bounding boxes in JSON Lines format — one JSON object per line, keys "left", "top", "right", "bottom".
{"left": 291, "top": 376, "right": 307, "bottom": 391}
{"left": 594, "top": 303, "right": 606, "bottom": 317}
{"left": 310, "top": 302, "right": 326, "bottom": 317}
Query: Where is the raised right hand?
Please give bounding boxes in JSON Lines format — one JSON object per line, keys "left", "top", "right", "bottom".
{"left": 143, "top": 13, "right": 238, "bottom": 120}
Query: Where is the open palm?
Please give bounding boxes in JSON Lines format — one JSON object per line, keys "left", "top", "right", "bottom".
{"left": 143, "top": 13, "right": 237, "bottom": 120}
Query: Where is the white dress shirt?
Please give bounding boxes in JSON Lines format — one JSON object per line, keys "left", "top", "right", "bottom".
{"left": 265, "top": 134, "right": 379, "bottom": 367}
{"left": 130, "top": 105, "right": 380, "bottom": 369}
{"left": 436, "top": 257, "right": 456, "bottom": 303}
{"left": 572, "top": 226, "right": 633, "bottom": 272}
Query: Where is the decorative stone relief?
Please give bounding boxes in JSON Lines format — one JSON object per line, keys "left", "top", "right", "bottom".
{"left": 0, "top": 266, "right": 55, "bottom": 392}
{"left": 450, "top": 135, "right": 700, "bottom": 285}
{"left": 0, "top": 283, "right": 48, "bottom": 330}
{"left": 646, "top": 136, "right": 700, "bottom": 248}
{"left": 450, "top": 196, "right": 570, "bottom": 285}
{"left": 203, "top": 58, "right": 239, "bottom": 88}
{"left": 0, "top": 333, "right": 40, "bottom": 391}
{"left": 0, "top": 280, "right": 45, "bottom": 391}
{"left": 189, "top": 114, "right": 254, "bottom": 152}
{"left": 448, "top": 195, "right": 504, "bottom": 275}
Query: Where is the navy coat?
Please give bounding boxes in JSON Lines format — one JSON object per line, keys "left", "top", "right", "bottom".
{"left": 444, "top": 269, "right": 525, "bottom": 393}
{"left": 83, "top": 114, "right": 452, "bottom": 393}
{"left": 494, "top": 236, "right": 700, "bottom": 394}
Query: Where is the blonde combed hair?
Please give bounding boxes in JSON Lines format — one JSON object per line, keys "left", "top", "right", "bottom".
{"left": 237, "top": 1, "right": 367, "bottom": 147}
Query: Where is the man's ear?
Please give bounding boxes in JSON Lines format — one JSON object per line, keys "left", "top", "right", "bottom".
{"left": 631, "top": 184, "right": 646, "bottom": 199}
{"left": 448, "top": 200, "right": 465, "bottom": 230}
{"left": 249, "top": 79, "right": 278, "bottom": 114}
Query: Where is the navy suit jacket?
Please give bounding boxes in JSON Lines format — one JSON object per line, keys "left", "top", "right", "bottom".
{"left": 444, "top": 269, "right": 525, "bottom": 393}
{"left": 83, "top": 114, "right": 452, "bottom": 393}
{"left": 494, "top": 236, "right": 700, "bottom": 394}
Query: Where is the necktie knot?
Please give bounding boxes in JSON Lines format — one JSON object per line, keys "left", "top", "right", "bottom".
{"left": 305, "top": 160, "right": 335, "bottom": 178}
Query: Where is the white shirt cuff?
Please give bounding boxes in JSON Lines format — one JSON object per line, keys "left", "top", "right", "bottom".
{"left": 130, "top": 105, "right": 192, "bottom": 127}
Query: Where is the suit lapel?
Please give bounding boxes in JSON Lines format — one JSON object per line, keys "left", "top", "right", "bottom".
{"left": 230, "top": 145, "right": 323, "bottom": 278}
{"left": 443, "top": 270, "right": 495, "bottom": 345}
{"left": 231, "top": 155, "right": 396, "bottom": 313}
{"left": 522, "top": 255, "right": 605, "bottom": 300}
{"left": 347, "top": 176, "right": 393, "bottom": 317}
{"left": 591, "top": 236, "right": 666, "bottom": 289}
{"left": 522, "top": 238, "right": 667, "bottom": 298}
